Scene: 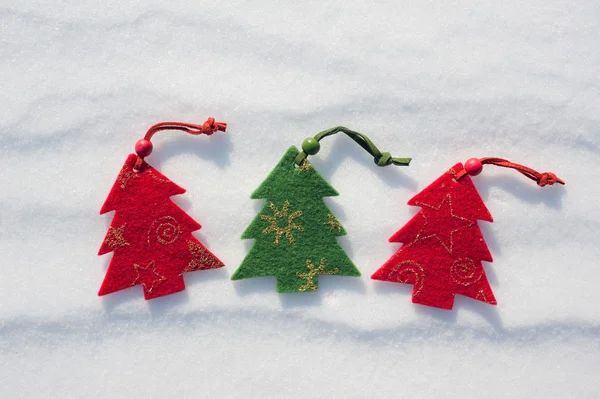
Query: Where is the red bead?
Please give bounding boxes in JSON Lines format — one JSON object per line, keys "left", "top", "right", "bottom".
{"left": 464, "top": 158, "right": 483, "bottom": 176}
{"left": 135, "top": 139, "right": 153, "bottom": 158}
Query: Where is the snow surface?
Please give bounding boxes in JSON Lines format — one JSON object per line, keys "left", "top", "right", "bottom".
{"left": 1, "top": 0, "right": 599, "bottom": 397}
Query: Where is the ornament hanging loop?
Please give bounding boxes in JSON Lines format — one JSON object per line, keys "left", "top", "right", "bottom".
{"left": 294, "top": 126, "right": 411, "bottom": 167}
{"left": 455, "top": 157, "right": 565, "bottom": 187}
{"left": 133, "top": 117, "right": 227, "bottom": 171}
{"left": 143, "top": 118, "right": 227, "bottom": 141}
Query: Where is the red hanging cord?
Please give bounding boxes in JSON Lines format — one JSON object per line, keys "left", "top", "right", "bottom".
{"left": 454, "top": 157, "right": 565, "bottom": 187}
{"left": 133, "top": 117, "right": 227, "bottom": 171}
{"left": 144, "top": 118, "right": 227, "bottom": 141}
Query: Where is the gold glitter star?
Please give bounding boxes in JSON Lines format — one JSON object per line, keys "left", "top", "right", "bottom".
{"left": 260, "top": 200, "right": 304, "bottom": 244}
{"left": 298, "top": 159, "right": 312, "bottom": 173}
{"left": 183, "top": 241, "right": 224, "bottom": 273}
{"left": 296, "top": 258, "right": 339, "bottom": 292}
{"left": 324, "top": 213, "right": 342, "bottom": 232}
{"left": 103, "top": 224, "right": 129, "bottom": 249}
{"left": 132, "top": 261, "right": 166, "bottom": 293}
{"left": 412, "top": 194, "right": 474, "bottom": 255}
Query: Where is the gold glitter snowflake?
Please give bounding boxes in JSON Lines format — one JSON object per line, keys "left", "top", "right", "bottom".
{"left": 324, "top": 213, "right": 342, "bottom": 232}
{"left": 296, "top": 258, "right": 339, "bottom": 292}
{"left": 260, "top": 200, "right": 304, "bottom": 244}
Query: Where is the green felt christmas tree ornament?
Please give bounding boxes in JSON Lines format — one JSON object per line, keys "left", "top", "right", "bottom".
{"left": 231, "top": 126, "right": 412, "bottom": 292}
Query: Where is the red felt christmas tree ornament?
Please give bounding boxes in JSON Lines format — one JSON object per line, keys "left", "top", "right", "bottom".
{"left": 372, "top": 157, "right": 564, "bottom": 310}
{"left": 98, "top": 117, "right": 227, "bottom": 300}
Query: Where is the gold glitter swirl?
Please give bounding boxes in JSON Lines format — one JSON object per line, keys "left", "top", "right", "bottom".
{"left": 103, "top": 224, "right": 129, "bottom": 249}
{"left": 260, "top": 200, "right": 304, "bottom": 245}
{"left": 184, "top": 241, "right": 223, "bottom": 273}
{"left": 148, "top": 216, "right": 181, "bottom": 246}
{"left": 296, "top": 258, "right": 339, "bottom": 292}
{"left": 388, "top": 260, "right": 425, "bottom": 296}
{"left": 324, "top": 213, "right": 342, "bottom": 232}
{"left": 450, "top": 257, "right": 482, "bottom": 286}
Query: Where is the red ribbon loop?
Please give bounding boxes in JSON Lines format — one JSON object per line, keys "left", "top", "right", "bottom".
{"left": 479, "top": 157, "right": 565, "bottom": 186}
{"left": 133, "top": 117, "right": 227, "bottom": 171}
{"left": 144, "top": 118, "right": 227, "bottom": 140}
{"left": 454, "top": 157, "right": 565, "bottom": 187}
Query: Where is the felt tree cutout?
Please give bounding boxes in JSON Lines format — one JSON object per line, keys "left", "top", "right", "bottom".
{"left": 98, "top": 119, "right": 226, "bottom": 300}
{"left": 232, "top": 126, "right": 411, "bottom": 292}
{"left": 231, "top": 146, "right": 360, "bottom": 292}
{"left": 372, "top": 158, "right": 564, "bottom": 310}
{"left": 372, "top": 162, "right": 495, "bottom": 309}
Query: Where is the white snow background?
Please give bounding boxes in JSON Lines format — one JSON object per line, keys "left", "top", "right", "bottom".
{"left": 1, "top": 0, "right": 599, "bottom": 397}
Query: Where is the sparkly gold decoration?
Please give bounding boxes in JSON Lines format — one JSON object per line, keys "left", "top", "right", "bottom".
{"left": 148, "top": 170, "right": 171, "bottom": 184}
{"left": 117, "top": 165, "right": 139, "bottom": 190}
{"left": 103, "top": 224, "right": 129, "bottom": 249}
{"left": 296, "top": 258, "right": 339, "bottom": 292}
{"left": 324, "top": 213, "right": 342, "bottom": 232}
{"left": 184, "top": 241, "right": 222, "bottom": 273}
{"left": 147, "top": 216, "right": 181, "bottom": 245}
{"left": 298, "top": 159, "right": 312, "bottom": 173}
{"left": 450, "top": 257, "right": 482, "bottom": 286}
{"left": 260, "top": 200, "right": 304, "bottom": 244}
{"left": 388, "top": 260, "right": 425, "bottom": 296}
{"left": 410, "top": 194, "right": 474, "bottom": 255}
{"left": 132, "top": 261, "right": 166, "bottom": 293}
{"left": 476, "top": 289, "right": 488, "bottom": 303}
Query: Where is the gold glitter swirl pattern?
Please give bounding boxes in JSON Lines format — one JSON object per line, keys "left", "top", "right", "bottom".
{"left": 324, "top": 214, "right": 342, "bottom": 232}
{"left": 388, "top": 260, "right": 425, "bottom": 296}
{"left": 296, "top": 258, "right": 339, "bottom": 292}
{"left": 260, "top": 200, "right": 304, "bottom": 245}
{"left": 184, "top": 241, "right": 222, "bottom": 273}
{"left": 103, "top": 224, "right": 129, "bottom": 249}
{"left": 451, "top": 257, "right": 482, "bottom": 286}
{"left": 147, "top": 216, "right": 181, "bottom": 245}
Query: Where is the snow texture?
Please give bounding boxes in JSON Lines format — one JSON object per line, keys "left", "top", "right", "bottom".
{"left": 1, "top": 1, "right": 599, "bottom": 397}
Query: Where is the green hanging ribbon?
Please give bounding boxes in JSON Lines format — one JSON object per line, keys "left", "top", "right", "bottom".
{"left": 293, "top": 126, "right": 411, "bottom": 167}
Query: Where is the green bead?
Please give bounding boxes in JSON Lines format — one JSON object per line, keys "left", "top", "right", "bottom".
{"left": 302, "top": 137, "right": 320, "bottom": 155}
